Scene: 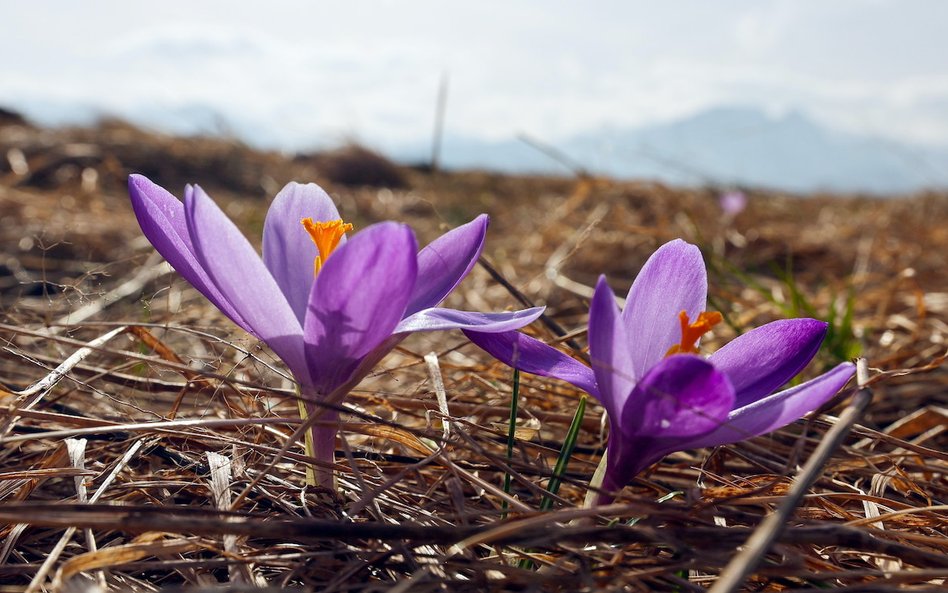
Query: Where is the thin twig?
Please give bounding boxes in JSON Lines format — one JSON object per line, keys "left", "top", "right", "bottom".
{"left": 477, "top": 255, "right": 588, "bottom": 362}
{"left": 0, "top": 325, "right": 127, "bottom": 440}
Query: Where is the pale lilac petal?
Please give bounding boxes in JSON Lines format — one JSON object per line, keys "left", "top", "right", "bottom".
{"left": 621, "top": 239, "right": 707, "bottom": 377}
{"left": 405, "top": 215, "right": 487, "bottom": 317}
{"left": 304, "top": 222, "right": 418, "bottom": 395}
{"left": 672, "top": 362, "right": 855, "bottom": 451}
{"left": 184, "top": 185, "right": 307, "bottom": 379}
{"left": 128, "top": 175, "right": 250, "bottom": 332}
{"left": 397, "top": 306, "right": 543, "bottom": 334}
{"left": 710, "top": 318, "right": 828, "bottom": 408}
{"left": 464, "top": 330, "right": 599, "bottom": 397}
{"left": 588, "top": 276, "right": 637, "bottom": 420}
{"left": 620, "top": 355, "right": 734, "bottom": 439}
{"left": 262, "top": 182, "right": 343, "bottom": 324}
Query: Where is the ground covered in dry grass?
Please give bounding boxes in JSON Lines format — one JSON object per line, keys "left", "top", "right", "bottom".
{"left": 0, "top": 115, "right": 945, "bottom": 592}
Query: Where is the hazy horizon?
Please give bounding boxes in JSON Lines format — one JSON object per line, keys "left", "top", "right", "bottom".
{"left": 3, "top": 1, "right": 947, "bottom": 191}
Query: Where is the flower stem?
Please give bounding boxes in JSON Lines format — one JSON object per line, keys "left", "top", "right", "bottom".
{"left": 296, "top": 396, "right": 317, "bottom": 487}
{"left": 309, "top": 413, "right": 338, "bottom": 490}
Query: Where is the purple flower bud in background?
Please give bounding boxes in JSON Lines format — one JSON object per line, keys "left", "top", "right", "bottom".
{"left": 719, "top": 189, "right": 748, "bottom": 217}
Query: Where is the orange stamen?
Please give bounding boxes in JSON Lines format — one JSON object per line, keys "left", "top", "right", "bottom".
{"left": 301, "top": 218, "right": 353, "bottom": 275}
{"left": 665, "top": 310, "right": 723, "bottom": 356}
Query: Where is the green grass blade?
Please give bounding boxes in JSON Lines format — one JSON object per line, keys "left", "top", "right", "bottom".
{"left": 540, "top": 394, "right": 586, "bottom": 511}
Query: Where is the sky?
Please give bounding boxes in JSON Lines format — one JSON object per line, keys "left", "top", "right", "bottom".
{"left": 2, "top": 1, "right": 947, "bottom": 152}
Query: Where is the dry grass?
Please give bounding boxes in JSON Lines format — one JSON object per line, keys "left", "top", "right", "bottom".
{"left": 0, "top": 117, "right": 945, "bottom": 592}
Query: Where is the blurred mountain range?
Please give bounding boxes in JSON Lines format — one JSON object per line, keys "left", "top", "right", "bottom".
{"left": 410, "top": 106, "right": 948, "bottom": 194}
{"left": 6, "top": 100, "right": 947, "bottom": 194}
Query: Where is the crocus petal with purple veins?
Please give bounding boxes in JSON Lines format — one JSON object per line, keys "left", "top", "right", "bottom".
{"left": 463, "top": 330, "right": 599, "bottom": 397}
{"left": 621, "top": 239, "right": 707, "bottom": 377}
{"left": 185, "top": 185, "right": 308, "bottom": 379}
{"left": 589, "top": 275, "right": 639, "bottom": 420}
{"left": 128, "top": 175, "right": 250, "bottom": 332}
{"left": 303, "top": 222, "right": 418, "bottom": 395}
{"left": 263, "top": 182, "right": 343, "bottom": 323}
{"left": 405, "top": 214, "right": 487, "bottom": 317}
{"left": 621, "top": 354, "right": 734, "bottom": 439}
{"left": 710, "top": 318, "right": 828, "bottom": 408}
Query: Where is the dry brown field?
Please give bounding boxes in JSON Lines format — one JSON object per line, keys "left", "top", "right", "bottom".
{"left": 0, "top": 115, "right": 945, "bottom": 591}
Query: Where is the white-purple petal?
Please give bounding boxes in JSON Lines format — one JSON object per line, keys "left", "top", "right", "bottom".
{"left": 184, "top": 185, "right": 308, "bottom": 379}
{"left": 621, "top": 239, "right": 707, "bottom": 377}
{"left": 710, "top": 318, "right": 828, "bottom": 408}
{"left": 405, "top": 215, "right": 487, "bottom": 317}
{"left": 588, "top": 276, "right": 638, "bottom": 421}
{"left": 463, "top": 329, "right": 600, "bottom": 398}
{"left": 128, "top": 175, "right": 251, "bottom": 332}
{"left": 396, "top": 306, "right": 543, "bottom": 334}
{"left": 303, "top": 222, "right": 418, "bottom": 395}
{"left": 262, "top": 182, "right": 343, "bottom": 324}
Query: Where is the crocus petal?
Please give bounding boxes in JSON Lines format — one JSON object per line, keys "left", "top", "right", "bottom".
{"left": 621, "top": 354, "right": 735, "bottom": 439}
{"left": 128, "top": 175, "right": 250, "bottom": 332}
{"left": 304, "top": 222, "right": 418, "bottom": 395}
{"left": 621, "top": 239, "right": 707, "bottom": 377}
{"left": 397, "top": 306, "right": 543, "bottom": 334}
{"left": 600, "top": 355, "right": 735, "bottom": 493}
{"left": 184, "top": 185, "right": 308, "bottom": 379}
{"left": 262, "top": 182, "right": 343, "bottom": 324}
{"left": 710, "top": 318, "right": 828, "bottom": 408}
{"left": 588, "top": 276, "right": 637, "bottom": 419}
{"left": 404, "top": 214, "right": 487, "bottom": 317}
{"left": 672, "top": 362, "right": 855, "bottom": 451}
{"left": 321, "top": 333, "right": 406, "bottom": 408}
{"left": 463, "top": 329, "right": 599, "bottom": 398}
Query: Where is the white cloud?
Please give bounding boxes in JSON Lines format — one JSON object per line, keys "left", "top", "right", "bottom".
{"left": 0, "top": 1, "right": 945, "bottom": 149}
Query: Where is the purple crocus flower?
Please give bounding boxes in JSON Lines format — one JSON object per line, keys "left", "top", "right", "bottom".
{"left": 128, "top": 174, "right": 543, "bottom": 486}
{"left": 466, "top": 239, "right": 855, "bottom": 503}
{"left": 719, "top": 189, "right": 748, "bottom": 217}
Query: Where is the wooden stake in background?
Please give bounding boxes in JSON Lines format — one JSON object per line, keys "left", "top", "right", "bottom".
{"left": 430, "top": 72, "right": 448, "bottom": 173}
